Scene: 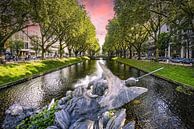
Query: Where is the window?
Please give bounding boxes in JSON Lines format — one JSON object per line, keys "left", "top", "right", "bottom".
{"left": 25, "top": 42, "right": 28, "bottom": 49}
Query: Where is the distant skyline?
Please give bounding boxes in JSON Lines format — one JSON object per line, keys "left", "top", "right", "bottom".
{"left": 79, "top": 0, "right": 115, "bottom": 46}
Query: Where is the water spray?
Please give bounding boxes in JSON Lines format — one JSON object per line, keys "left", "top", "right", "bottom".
{"left": 136, "top": 67, "right": 164, "bottom": 81}
{"left": 125, "top": 67, "right": 164, "bottom": 86}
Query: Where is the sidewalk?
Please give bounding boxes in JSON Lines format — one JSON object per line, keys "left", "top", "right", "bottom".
{"left": 142, "top": 60, "right": 192, "bottom": 67}
{"left": 159, "top": 61, "right": 192, "bottom": 67}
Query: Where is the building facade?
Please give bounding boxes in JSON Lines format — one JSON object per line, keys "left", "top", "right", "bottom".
{"left": 148, "top": 24, "right": 194, "bottom": 59}
{"left": 7, "top": 25, "right": 67, "bottom": 59}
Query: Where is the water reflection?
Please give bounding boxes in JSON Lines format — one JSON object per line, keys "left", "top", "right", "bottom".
{"left": 106, "top": 62, "right": 194, "bottom": 129}
{"left": 0, "top": 60, "right": 97, "bottom": 125}
{"left": 0, "top": 60, "right": 194, "bottom": 129}
{"left": 74, "top": 60, "right": 104, "bottom": 88}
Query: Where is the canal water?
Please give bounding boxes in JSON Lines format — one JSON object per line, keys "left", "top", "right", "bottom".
{"left": 0, "top": 60, "right": 194, "bottom": 129}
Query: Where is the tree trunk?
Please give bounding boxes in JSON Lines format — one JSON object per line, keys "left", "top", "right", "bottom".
{"left": 192, "top": 19, "right": 194, "bottom": 32}
{"left": 0, "top": 43, "right": 5, "bottom": 57}
{"left": 0, "top": 43, "right": 5, "bottom": 64}
{"left": 59, "top": 44, "right": 63, "bottom": 58}
{"left": 41, "top": 37, "right": 45, "bottom": 60}
{"left": 115, "top": 51, "right": 118, "bottom": 57}
{"left": 35, "top": 50, "right": 38, "bottom": 58}
{"left": 123, "top": 50, "right": 126, "bottom": 58}
{"left": 117, "top": 51, "right": 119, "bottom": 57}
{"left": 155, "top": 47, "right": 159, "bottom": 62}
{"left": 187, "top": 41, "right": 190, "bottom": 58}
{"left": 16, "top": 50, "right": 19, "bottom": 57}
{"left": 74, "top": 51, "right": 78, "bottom": 57}
{"left": 107, "top": 52, "right": 110, "bottom": 57}
{"left": 137, "top": 50, "right": 141, "bottom": 60}
{"left": 41, "top": 49, "right": 45, "bottom": 60}
{"left": 129, "top": 47, "right": 132, "bottom": 59}
{"left": 120, "top": 51, "right": 122, "bottom": 57}
{"left": 155, "top": 36, "right": 159, "bottom": 62}
{"left": 68, "top": 48, "right": 72, "bottom": 57}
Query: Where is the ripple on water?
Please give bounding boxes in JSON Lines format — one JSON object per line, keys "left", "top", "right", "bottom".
{"left": 0, "top": 60, "right": 194, "bottom": 129}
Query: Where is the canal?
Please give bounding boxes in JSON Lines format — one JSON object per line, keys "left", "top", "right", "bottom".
{"left": 0, "top": 60, "right": 194, "bottom": 129}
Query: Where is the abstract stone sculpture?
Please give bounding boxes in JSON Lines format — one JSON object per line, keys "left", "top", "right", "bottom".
{"left": 3, "top": 63, "right": 148, "bottom": 129}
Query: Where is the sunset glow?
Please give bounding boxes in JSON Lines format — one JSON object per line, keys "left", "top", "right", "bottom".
{"left": 80, "top": 0, "right": 115, "bottom": 46}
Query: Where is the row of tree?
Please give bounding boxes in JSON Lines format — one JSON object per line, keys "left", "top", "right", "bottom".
{"left": 103, "top": 0, "right": 194, "bottom": 61}
{"left": 0, "top": 0, "right": 100, "bottom": 60}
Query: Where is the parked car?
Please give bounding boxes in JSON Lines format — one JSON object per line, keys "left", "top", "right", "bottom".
{"left": 159, "top": 56, "right": 169, "bottom": 62}
{"left": 5, "top": 54, "right": 14, "bottom": 61}
{"left": 170, "top": 57, "right": 184, "bottom": 63}
{"left": 181, "top": 58, "right": 194, "bottom": 64}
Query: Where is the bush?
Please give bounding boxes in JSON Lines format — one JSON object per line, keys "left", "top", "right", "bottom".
{"left": 16, "top": 102, "right": 57, "bottom": 129}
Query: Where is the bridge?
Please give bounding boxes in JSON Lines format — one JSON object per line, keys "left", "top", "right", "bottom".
{"left": 89, "top": 55, "right": 114, "bottom": 60}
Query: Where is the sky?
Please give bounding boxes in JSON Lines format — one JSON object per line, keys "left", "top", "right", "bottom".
{"left": 79, "top": 0, "right": 115, "bottom": 46}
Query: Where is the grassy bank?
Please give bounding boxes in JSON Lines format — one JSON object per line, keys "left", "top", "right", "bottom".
{"left": 113, "top": 57, "right": 194, "bottom": 87}
{"left": 0, "top": 57, "right": 89, "bottom": 87}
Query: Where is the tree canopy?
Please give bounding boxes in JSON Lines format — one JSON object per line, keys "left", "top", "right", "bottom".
{"left": 103, "top": 0, "right": 194, "bottom": 60}
{"left": 0, "top": 0, "right": 100, "bottom": 59}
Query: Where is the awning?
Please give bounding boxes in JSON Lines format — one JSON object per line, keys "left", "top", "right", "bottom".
{"left": 20, "top": 49, "right": 35, "bottom": 53}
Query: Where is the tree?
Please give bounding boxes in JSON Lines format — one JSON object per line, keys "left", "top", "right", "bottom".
{"left": 54, "top": 0, "right": 82, "bottom": 58}
{"left": 0, "top": 0, "right": 36, "bottom": 59}
{"left": 30, "top": 36, "right": 41, "bottom": 57}
{"left": 114, "top": 0, "right": 169, "bottom": 61}
{"left": 34, "top": 0, "right": 68, "bottom": 59}
{"left": 1, "top": 0, "right": 100, "bottom": 60}
{"left": 104, "top": 14, "right": 150, "bottom": 59}
{"left": 7, "top": 40, "right": 24, "bottom": 57}
{"left": 66, "top": 7, "right": 100, "bottom": 57}
{"left": 103, "top": 18, "right": 124, "bottom": 57}
{"left": 158, "top": 32, "right": 171, "bottom": 56}
{"left": 165, "top": 0, "right": 194, "bottom": 32}
{"left": 130, "top": 25, "right": 149, "bottom": 60}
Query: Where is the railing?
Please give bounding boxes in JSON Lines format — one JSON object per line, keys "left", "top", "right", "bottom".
{"left": 89, "top": 55, "right": 115, "bottom": 60}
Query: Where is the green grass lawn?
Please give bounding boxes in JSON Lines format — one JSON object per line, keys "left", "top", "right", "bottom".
{"left": 0, "top": 57, "right": 88, "bottom": 87}
{"left": 113, "top": 57, "right": 194, "bottom": 87}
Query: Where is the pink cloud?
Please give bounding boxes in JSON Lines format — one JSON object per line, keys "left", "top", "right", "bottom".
{"left": 80, "top": 0, "right": 114, "bottom": 46}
